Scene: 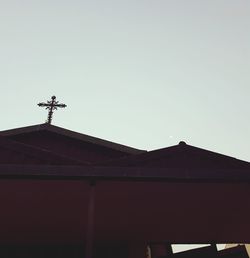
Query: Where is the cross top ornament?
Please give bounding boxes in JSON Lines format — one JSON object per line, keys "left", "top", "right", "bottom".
{"left": 38, "top": 96, "right": 67, "bottom": 124}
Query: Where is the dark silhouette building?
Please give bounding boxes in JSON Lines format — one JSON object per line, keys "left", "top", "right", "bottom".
{"left": 0, "top": 123, "right": 249, "bottom": 258}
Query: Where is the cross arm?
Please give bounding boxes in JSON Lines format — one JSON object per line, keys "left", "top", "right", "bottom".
{"left": 37, "top": 102, "right": 50, "bottom": 107}
{"left": 54, "top": 104, "right": 67, "bottom": 108}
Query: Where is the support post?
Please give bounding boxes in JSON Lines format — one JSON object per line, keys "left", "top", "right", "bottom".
{"left": 85, "top": 181, "right": 96, "bottom": 258}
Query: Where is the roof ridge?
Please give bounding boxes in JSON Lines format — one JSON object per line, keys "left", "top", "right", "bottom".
{"left": 99, "top": 142, "right": 250, "bottom": 167}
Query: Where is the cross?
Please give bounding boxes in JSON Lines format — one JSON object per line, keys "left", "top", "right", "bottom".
{"left": 37, "top": 96, "right": 67, "bottom": 124}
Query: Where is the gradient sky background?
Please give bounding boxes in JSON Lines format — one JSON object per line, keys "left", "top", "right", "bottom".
{"left": 0, "top": 0, "right": 249, "bottom": 162}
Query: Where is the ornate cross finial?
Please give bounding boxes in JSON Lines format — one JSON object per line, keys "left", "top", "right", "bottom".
{"left": 37, "top": 96, "right": 67, "bottom": 124}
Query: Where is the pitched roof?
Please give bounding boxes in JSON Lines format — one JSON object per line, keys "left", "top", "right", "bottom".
{"left": 101, "top": 141, "right": 250, "bottom": 169}
{"left": 0, "top": 135, "right": 87, "bottom": 165}
{"left": 0, "top": 123, "right": 144, "bottom": 155}
{"left": 0, "top": 124, "right": 249, "bottom": 180}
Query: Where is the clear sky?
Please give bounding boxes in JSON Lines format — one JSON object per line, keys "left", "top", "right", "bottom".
{"left": 0, "top": 0, "right": 249, "bottom": 161}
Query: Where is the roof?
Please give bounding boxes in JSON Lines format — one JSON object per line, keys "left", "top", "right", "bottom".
{"left": 0, "top": 123, "right": 145, "bottom": 155}
{"left": 0, "top": 123, "right": 146, "bottom": 164}
{"left": 101, "top": 141, "right": 250, "bottom": 169}
{"left": 0, "top": 135, "right": 87, "bottom": 165}
{"left": 0, "top": 125, "right": 249, "bottom": 180}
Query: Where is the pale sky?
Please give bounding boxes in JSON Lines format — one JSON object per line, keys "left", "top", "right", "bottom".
{"left": 0, "top": 0, "right": 249, "bottom": 161}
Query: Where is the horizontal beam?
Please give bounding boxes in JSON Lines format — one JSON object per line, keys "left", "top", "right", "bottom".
{"left": 0, "top": 165, "right": 249, "bottom": 182}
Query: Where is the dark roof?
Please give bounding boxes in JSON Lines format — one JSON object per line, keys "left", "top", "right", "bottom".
{"left": 0, "top": 123, "right": 145, "bottom": 155}
{"left": 0, "top": 124, "right": 249, "bottom": 180}
{"left": 0, "top": 135, "right": 87, "bottom": 165}
{"left": 101, "top": 141, "right": 250, "bottom": 169}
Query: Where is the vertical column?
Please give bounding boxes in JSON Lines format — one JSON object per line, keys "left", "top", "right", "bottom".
{"left": 85, "top": 181, "right": 96, "bottom": 258}
{"left": 165, "top": 244, "right": 173, "bottom": 256}
{"left": 210, "top": 243, "right": 217, "bottom": 251}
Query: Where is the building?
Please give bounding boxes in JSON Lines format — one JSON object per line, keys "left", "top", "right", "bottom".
{"left": 0, "top": 123, "right": 250, "bottom": 258}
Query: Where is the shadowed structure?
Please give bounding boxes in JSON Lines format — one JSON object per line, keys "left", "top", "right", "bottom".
{"left": 0, "top": 124, "right": 249, "bottom": 258}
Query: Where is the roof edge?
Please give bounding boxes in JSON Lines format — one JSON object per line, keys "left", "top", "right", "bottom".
{"left": 0, "top": 165, "right": 249, "bottom": 181}
{"left": 0, "top": 124, "right": 146, "bottom": 155}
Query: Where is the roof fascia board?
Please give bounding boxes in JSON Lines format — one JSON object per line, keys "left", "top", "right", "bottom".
{"left": 0, "top": 165, "right": 249, "bottom": 182}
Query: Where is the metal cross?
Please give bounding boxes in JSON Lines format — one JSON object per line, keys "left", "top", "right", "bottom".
{"left": 37, "top": 96, "right": 67, "bottom": 124}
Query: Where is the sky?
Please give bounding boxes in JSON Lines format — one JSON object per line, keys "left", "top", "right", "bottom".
{"left": 0, "top": 0, "right": 249, "bottom": 161}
